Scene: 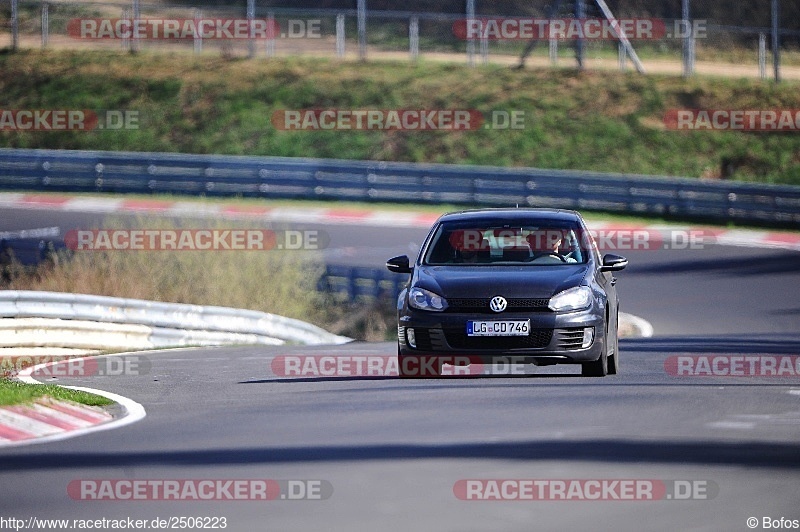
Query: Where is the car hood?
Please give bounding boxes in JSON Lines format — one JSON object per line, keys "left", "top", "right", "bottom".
{"left": 414, "top": 264, "right": 590, "bottom": 299}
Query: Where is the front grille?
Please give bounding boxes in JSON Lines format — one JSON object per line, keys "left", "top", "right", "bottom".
{"left": 557, "top": 327, "right": 587, "bottom": 350}
{"left": 443, "top": 328, "right": 553, "bottom": 350}
{"left": 447, "top": 298, "right": 550, "bottom": 313}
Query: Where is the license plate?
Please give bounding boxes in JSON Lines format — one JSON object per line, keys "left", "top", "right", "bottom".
{"left": 466, "top": 320, "right": 530, "bottom": 337}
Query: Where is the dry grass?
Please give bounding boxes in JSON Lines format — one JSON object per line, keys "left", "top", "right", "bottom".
{"left": 3, "top": 216, "right": 329, "bottom": 324}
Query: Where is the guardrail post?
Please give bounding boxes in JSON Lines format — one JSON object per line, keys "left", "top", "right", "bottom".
{"left": 759, "top": 33, "right": 766, "bottom": 80}
{"left": 348, "top": 269, "right": 358, "bottom": 301}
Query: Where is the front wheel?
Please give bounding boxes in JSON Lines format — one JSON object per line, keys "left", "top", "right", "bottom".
{"left": 607, "top": 309, "right": 619, "bottom": 375}
{"left": 581, "top": 325, "right": 609, "bottom": 377}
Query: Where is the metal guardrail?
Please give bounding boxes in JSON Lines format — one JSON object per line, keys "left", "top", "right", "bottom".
{"left": 1, "top": 148, "right": 799, "bottom": 226}
{"left": 0, "top": 290, "right": 351, "bottom": 346}
{"left": 322, "top": 265, "right": 407, "bottom": 303}
{"left": 1, "top": 238, "right": 65, "bottom": 266}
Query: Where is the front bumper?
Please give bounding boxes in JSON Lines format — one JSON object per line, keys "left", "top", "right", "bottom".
{"left": 398, "top": 307, "right": 605, "bottom": 363}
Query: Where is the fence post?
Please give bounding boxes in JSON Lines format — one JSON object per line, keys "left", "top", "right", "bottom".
{"left": 771, "top": 0, "right": 780, "bottom": 82}
{"left": 466, "top": 0, "right": 475, "bottom": 67}
{"left": 681, "top": 0, "right": 692, "bottom": 77}
{"left": 549, "top": 36, "right": 557, "bottom": 65}
{"left": 122, "top": 8, "right": 130, "bottom": 50}
{"left": 618, "top": 41, "right": 626, "bottom": 71}
{"left": 409, "top": 16, "right": 418, "bottom": 61}
{"left": 357, "top": 0, "right": 366, "bottom": 60}
{"left": 41, "top": 3, "right": 49, "bottom": 49}
{"left": 193, "top": 9, "right": 202, "bottom": 55}
{"left": 266, "top": 12, "right": 275, "bottom": 57}
{"left": 247, "top": 0, "right": 255, "bottom": 58}
{"left": 336, "top": 13, "right": 345, "bottom": 58}
{"left": 574, "top": 0, "right": 585, "bottom": 70}
{"left": 759, "top": 33, "right": 766, "bottom": 80}
{"left": 11, "top": 0, "right": 18, "bottom": 51}
{"left": 131, "top": 0, "right": 140, "bottom": 53}
{"left": 479, "top": 30, "right": 488, "bottom": 65}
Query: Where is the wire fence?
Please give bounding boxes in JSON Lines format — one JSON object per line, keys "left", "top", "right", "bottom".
{"left": 1, "top": 0, "right": 798, "bottom": 80}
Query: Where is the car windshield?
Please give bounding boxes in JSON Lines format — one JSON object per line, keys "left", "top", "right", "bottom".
{"left": 423, "top": 218, "right": 592, "bottom": 266}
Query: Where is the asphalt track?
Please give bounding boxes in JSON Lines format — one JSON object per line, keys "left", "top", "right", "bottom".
{"left": 1, "top": 207, "right": 799, "bottom": 531}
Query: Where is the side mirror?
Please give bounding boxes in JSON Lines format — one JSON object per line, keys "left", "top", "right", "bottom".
{"left": 600, "top": 254, "right": 628, "bottom": 272}
{"left": 386, "top": 255, "right": 413, "bottom": 274}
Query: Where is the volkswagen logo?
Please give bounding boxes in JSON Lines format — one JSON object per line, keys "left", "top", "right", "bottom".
{"left": 489, "top": 296, "right": 507, "bottom": 313}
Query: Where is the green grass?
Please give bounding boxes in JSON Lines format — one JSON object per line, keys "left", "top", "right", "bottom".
{"left": 0, "top": 379, "right": 112, "bottom": 407}
{"left": 0, "top": 50, "right": 798, "bottom": 184}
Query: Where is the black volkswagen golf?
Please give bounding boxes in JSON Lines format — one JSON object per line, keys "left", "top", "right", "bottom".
{"left": 386, "top": 208, "right": 627, "bottom": 377}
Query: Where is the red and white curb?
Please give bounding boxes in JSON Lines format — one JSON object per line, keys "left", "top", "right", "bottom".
{"left": 1, "top": 192, "right": 798, "bottom": 251}
{"left": 0, "top": 358, "right": 146, "bottom": 447}
{"left": 0, "top": 397, "right": 111, "bottom": 444}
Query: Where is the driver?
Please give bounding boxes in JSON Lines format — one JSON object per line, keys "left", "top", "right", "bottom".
{"left": 527, "top": 230, "right": 577, "bottom": 263}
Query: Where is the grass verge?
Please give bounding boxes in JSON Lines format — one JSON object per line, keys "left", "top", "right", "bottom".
{"left": 0, "top": 50, "right": 798, "bottom": 184}
{"left": 0, "top": 380, "right": 113, "bottom": 407}
{"left": 2, "top": 216, "right": 329, "bottom": 323}
{"left": 0, "top": 214, "right": 386, "bottom": 339}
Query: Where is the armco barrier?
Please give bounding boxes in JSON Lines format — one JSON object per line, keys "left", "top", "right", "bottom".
{"left": 322, "top": 264, "right": 408, "bottom": 303}
{"left": 1, "top": 149, "right": 799, "bottom": 227}
{"left": 0, "top": 291, "right": 351, "bottom": 347}
{"left": 1, "top": 238, "right": 65, "bottom": 266}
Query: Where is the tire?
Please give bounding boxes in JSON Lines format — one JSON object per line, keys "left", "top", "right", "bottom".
{"left": 581, "top": 320, "right": 609, "bottom": 377}
{"left": 397, "top": 344, "right": 410, "bottom": 379}
{"left": 607, "top": 309, "right": 619, "bottom": 375}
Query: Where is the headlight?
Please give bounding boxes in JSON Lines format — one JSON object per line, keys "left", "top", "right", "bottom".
{"left": 408, "top": 287, "right": 448, "bottom": 312}
{"left": 548, "top": 286, "right": 592, "bottom": 312}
